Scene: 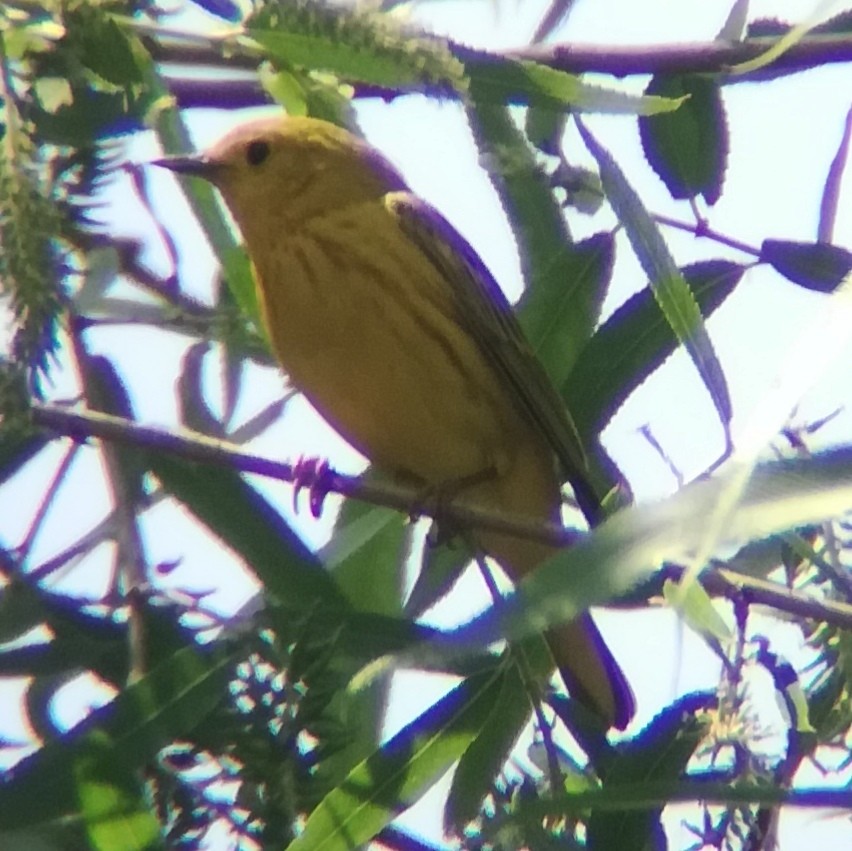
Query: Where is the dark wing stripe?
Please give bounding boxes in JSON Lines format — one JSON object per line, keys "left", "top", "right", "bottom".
{"left": 386, "top": 192, "right": 590, "bottom": 485}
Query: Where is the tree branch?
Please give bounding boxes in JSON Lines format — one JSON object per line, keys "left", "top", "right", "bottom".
{"left": 30, "top": 403, "right": 581, "bottom": 549}
{"left": 508, "top": 34, "right": 852, "bottom": 78}
{"left": 523, "top": 780, "right": 852, "bottom": 815}
{"left": 30, "top": 403, "right": 852, "bottom": 632}
{"left": 661, "top": 563, "right": 852, "bottom": 631}
{"left": 149, "top": 33, "right": 852, "bottom": 114}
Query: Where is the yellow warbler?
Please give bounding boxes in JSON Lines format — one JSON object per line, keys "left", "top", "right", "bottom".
{"left": 155, "top": 115, "right": 634, "bottom": 729}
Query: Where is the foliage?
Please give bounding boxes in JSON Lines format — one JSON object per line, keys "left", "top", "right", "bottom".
{"left": 2, "top": 1, "right": 852, "bottom": 849}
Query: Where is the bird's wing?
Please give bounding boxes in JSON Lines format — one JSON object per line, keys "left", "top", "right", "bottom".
{"left": 386, "top": 191, "right": 595, "bottom": 503}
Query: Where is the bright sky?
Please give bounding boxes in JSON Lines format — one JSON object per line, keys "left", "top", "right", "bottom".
{"left": 3, "top": 0, "right": 852, "bottom": 848}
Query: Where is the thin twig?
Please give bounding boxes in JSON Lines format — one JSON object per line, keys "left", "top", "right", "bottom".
{"left": 653, "top": 213, "right": 762, "bottom": 258}
{"left": 18, "top": 442, "right": 80, "bottom": 560}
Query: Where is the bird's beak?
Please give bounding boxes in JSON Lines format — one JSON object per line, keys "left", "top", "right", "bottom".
{"left": 151, "top": 154, "right": 221, "bottom": 182}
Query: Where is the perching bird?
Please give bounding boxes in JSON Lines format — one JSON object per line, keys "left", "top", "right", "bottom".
{"left": 155, "top": 115, "right": 634, "bottom": 729}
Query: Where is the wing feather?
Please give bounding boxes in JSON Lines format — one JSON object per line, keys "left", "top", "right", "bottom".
{"left": 386, "top": 192, "right": 598, "bottom": 515}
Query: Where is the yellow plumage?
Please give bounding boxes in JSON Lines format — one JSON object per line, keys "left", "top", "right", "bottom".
{"left": 155, "top": 115, "right": 634, "bottom": 729}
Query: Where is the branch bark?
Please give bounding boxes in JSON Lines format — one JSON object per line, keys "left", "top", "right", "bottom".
{"left": 30, "top": 403, "right": 852, "bottom": 631}
{"left": 150, "top": 33, "right": 852, "bottom": 113}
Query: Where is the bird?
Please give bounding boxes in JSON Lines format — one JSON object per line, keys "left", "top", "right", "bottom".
{"left": 154, "top": 115, "right": 634, "bottom": 729}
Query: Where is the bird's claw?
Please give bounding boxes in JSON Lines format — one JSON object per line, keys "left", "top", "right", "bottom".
{"left": 291, "top": 456, "right": 333, "bottom": 519}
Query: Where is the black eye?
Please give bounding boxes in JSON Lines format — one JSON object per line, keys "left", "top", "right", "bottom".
{"left": 245, "top": 140, "right": 270, "bottom": 167}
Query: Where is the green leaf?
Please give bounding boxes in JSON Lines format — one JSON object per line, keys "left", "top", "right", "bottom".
{"left": 317, "top": 498, "right": 408, "bottom": 789}
{"left": 466, "top": 96, "right": 604, "bottom": 377}
{"left": 324, "top": 496, "right": 407, "bottom": 616}
{"left": 289, "top": 670, "right": 503, "bottom": 851}
{"left": 639, "top": 74, "right": 728, "bottom": 205}
{"left": 579, "top": 122, "right": 732, "bottom": 430}
{"left": 0, "top": 580, "right": 48, "bottom": 643}
{"left": 259, "top": 64, "right": 310, "bottom": 116}
{"left": 404, "top": 542, "right": 470, "bottom": 619}
{"left": 66, "top": 8, "right": 144, "bottom": 87}
{"left": 466, "top": 96, "right": 618, "bottom": 504}
{"left": 761, "top": 239, "right": 852, "bottom": 292}
{"left": 0, "top": 644, "right": 235, "bottom": 830}
{"left": 74, "top": 732, "right": 162, "bottom": 851}
{"left": 465, "top": 54, "right": 686, "bottom": 114}
{"left": 519, "top": 232, "right": 614, "bottom": 386}
{"left": 147, "top": 452, "right": 345, "bottom": 610}
{"left": 525, "top": 106, "right": 566, "bottom": 155}
{"left": 0, "top": 429, "right": 45, "bottom": 487}
{"left": 150, "top": 80, "right": 260, "bottom": 327}
{"left": 731, "top": 8, "right": 833, "bottom": 75}
{"left": 570, "top": 260, "right": 745, "bottom": 437}
{"left": 33, "top": 77, "right": 74, "bottom": 113}
{"left": 445, "top": 446, "right": 852, "bottom": 662}
{"left": 587, "top": 695, "right": 709, "bottom": 850}
{"left": 178, "top": 342, "right": 225, "bottom": 437}
{"left": 445, "top": 650, "right": 544, "bottom": 832}
{"left": 83, "top": 356, "right": 146, "bottom": 510}
{"left": 663, "top": 577, "right": 730, "bottom": 642}
{"left": 30, "top": 88, "right": 140, "bottom": 147}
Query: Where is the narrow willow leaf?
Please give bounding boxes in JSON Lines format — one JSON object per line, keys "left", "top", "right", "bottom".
{"left": 579, "top": 122, "right": 732, "bottom": 429}
{"left": 0, "top": 645, "right": 235, "bottom": 830}
{"left": 466, "top": 95, "right": 616, "bottom": 503}
{"left": 33, "top": 77, "right": 73, "bottom": 113}
{"left": 443, "top": 447, "right": 852, "bottom": 662}
{"left": 586, "top": 695, "right": 709, "bottom": 850}
{"left": 146, "top": 56, "right": 261, "bottom": 325}
{"left": 74, "top": 732, "right": 161, "bottom": 851}
{"left": 718, "top": 0, "right": 750, "bottom": 40}
{"left": 519, "top": 232, "right": 614, "bottom": 386}
{"left": 0, "top": 430, "right": 48, "bottom": 488}
{"left": 324, "top": 494, "right": 407, "bottom": 612}
{"left": 446, "top": 641, "right": 552, "bottom": 832}
{"left": 178, "top": 342, "right": 225, "bottom": 437}
{"left": 318, "top": 499, "right": 409, "bottom": 788}
{"left": 465, "top": 54, "right": 685, "bottom": 114}
{"left": 662, "top": 577, "right": 731, "bottom": 642}
{"left": 819, "top": 104, "right": 852, "bottom": 243}
{"left": 729, "top": 0, "right": 842, "bottom": 75}
{"left": 465, "top": 92, "right": 578, "bottom": 340}
{"left": 405, "top": 541, "right": 470, "bottom": 619}
{"left": 289, "top": 671, "right": 503, "bottom": 851}
{"left": 571, "top": 260, "right": 744, "bottom": 438}
{"left": 147, "top": 452, "right": 345, "bottom": 610}
{"left": 0, "top": 580, "right": 49, "bottom": 643}
{"left": 64, "top": 6, "right": 143, "bottom": 87}
{"left": 259, "top": 63, "right": 310, "bottom": 116}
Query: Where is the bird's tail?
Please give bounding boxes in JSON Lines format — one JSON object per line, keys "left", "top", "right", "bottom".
{"left": 472, "top": 443, "right": 635, "bottom": 730}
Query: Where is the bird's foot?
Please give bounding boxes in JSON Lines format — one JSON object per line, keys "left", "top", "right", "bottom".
{"left": 291, "top": 455, "right": 334, "bottom": 518}
{"left": 412, "top": 466, "right": 498, "bottom": 547}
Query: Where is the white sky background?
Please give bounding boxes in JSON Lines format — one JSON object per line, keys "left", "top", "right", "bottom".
{"left": 3, "top": 0, "right": 852, "bottom": 848}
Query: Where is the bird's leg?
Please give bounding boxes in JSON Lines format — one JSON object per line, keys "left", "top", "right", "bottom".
{"left": 415, "top": 465, "right": 499, "bottom": 548}
{"left": 291, "top": 455, "right": 334, "bottom": 518}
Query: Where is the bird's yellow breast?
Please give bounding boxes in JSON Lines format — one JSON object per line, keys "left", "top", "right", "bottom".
{"left": 251, "top": 201, "right": 525, "bottom": 484}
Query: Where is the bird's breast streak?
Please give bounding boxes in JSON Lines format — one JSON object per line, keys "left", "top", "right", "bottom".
{"left": 255, "top": 226, "right": 518, "bottom": 483}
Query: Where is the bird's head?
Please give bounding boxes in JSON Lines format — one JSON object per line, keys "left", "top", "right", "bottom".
{"left": 152, "top": 115, "right": 407, "bottom": 231}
